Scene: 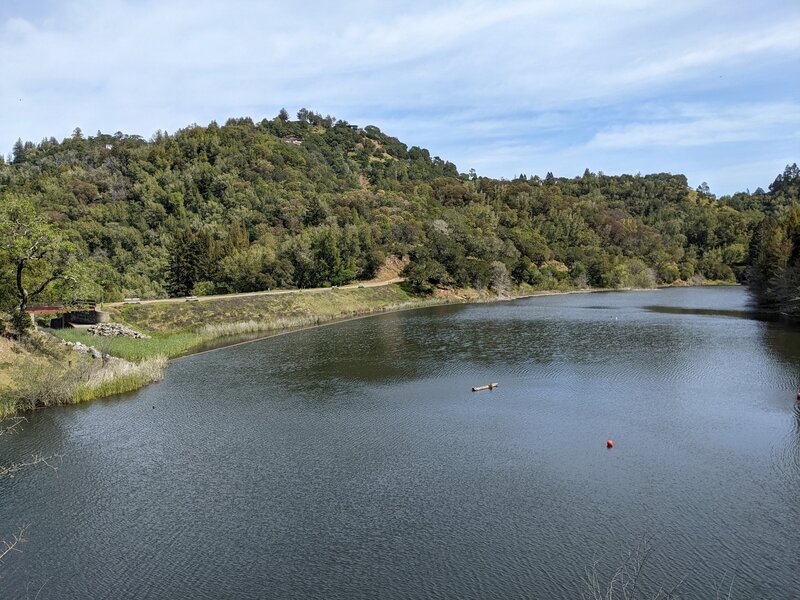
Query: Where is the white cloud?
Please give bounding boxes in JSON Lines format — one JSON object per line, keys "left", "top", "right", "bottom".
{"left": 589, "top": 102, "right": 800, "bottom": 149}
{"left": 610, "top": 20, "right": 800, "bottom": 89}
{"left": 0, "top": 0, "right": 798, "bottom": 193}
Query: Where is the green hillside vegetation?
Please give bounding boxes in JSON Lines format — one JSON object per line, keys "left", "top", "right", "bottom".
{"left": 2, "top": 109, "right": 795, "bottom": 315}
{"left": 746, "top": 164, "right": 800, "bottom": 318}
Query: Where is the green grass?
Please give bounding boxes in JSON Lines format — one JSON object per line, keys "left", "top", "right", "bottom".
{"left": 48, "top": 286, "right": 424, "bottom": 365}
{"left": 0, "top": 393, "right": 17, "bottom": 420}
{"left": 50, "top": 330, "right": 203, "bottom": 361}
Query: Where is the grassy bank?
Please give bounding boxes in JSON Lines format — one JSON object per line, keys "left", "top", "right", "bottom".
{"left": 0, "top": 333, "right": 166, "bottom": 418}
{"left": 52, "top": 330, "right": 202, "bottom": 362}
{"left": 112, "top": 285, "right": 420, "bottom": 335}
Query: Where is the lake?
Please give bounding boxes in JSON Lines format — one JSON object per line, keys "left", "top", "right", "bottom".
{"left": 1, "top": 287, "right": 798, "bottom": 598}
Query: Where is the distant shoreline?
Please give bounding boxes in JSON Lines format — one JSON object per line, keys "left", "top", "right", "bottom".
{"left": 133, "top": 281, "right": 742, "bottom": 362}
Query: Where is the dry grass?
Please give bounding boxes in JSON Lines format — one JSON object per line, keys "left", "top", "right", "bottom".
{"left": 12, "top": 353, "right": 167, "bottom": 409}
{"left": 197, "top": 316, "right": 322, "bottom": 338}
{"left": 70, "top": 356, "right": 167, "bottom": 403}
{"left": 195, "top": 299, "right": 440, "bottom": 339}
{"left": 109, "top": 285, "right": 415, "bottom": 334}
{"left": 0, "top": 330, "right": 168, "bottom": 415}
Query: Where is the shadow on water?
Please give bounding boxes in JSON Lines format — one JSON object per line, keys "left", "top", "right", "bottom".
{"left": 265, "top": 307, "right": 695, "bottom": 390}
{"left": 761, "top": 321, "right": 800, "bottom": 366}
{"left": 773, "top": 403, "right": 800, "bottom": 508}
{"left": 759, "top": 319, "right": 800, "bottom": 509}
{"left": 643, "top": 305, "right": 778, "bottom": 321}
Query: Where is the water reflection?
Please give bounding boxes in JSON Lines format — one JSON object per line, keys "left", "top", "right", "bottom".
{"left": 267, "top": 305, "right": 696, "bottom": 390}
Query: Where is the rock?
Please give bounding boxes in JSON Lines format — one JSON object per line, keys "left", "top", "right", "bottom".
{"left": 87, "top": 322, "right": 150, "bottom": 339}
{"left": 69, "top": 340, "right": 103, "bottom": 359}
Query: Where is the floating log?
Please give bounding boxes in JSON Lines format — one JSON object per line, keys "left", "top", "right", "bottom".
{"left": 472, "top": 383, "right": 499, "bottom": 392}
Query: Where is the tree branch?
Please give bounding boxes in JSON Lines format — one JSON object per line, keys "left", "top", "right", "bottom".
{"left": 0, "top": 416, "right": 26, "bottom": 437}
{"left": 0, "top": 525, "right": 29, "bottom": 563}
{"left": 28, "top": 274, "right": 63, "bottom": 300}
{"left": 0, "top": 453, "right": 60, "bottom": 479}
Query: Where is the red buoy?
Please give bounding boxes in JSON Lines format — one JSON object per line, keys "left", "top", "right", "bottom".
{"left": 607, "top": 440, "right": 615, "bottom": 449}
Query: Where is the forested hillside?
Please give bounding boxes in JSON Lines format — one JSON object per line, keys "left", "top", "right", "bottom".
{"left": 746, "top": 164, "right": 800, "bottom": 317}
{"left": 0, "top": 110, "right": 797, "bottom": 312}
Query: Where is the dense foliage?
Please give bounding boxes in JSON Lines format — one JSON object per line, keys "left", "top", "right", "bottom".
{"left": 0, "top": 111, "right": 796, "bottom": 309}
{"left": 745, "top": 164, "right": 800, "bottom": 317}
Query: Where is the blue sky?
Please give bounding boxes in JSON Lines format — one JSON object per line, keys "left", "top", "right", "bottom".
{"left": 1, "top": 0, "right": 798, "bottom": 195}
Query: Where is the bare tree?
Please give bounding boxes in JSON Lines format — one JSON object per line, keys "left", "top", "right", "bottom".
{"left": 0, "top": 416, "right": 59, "bottom": 566}
{"left": 582, "top": 536, "right": 685, "bottom": 600}
{"left": 0, "top": 417, "right": 57, "bottom": 478}
{"left": 0, "top": 525, "right": 29, "bottom": 563}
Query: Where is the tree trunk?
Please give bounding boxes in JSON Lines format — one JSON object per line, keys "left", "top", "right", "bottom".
{"left": 16, "top": 260, "right": 28, "bottom": 314}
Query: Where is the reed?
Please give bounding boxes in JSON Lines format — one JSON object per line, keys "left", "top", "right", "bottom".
{"left": 195, "top": 299, "right": 445, "bottom": 340}
{"left": 197, "top": 315, "right": 319, "bottom": 337}
{"left": 11, "top": 353, "right": 167, "bottom": 411}
{"left": 0, "top": 394, "right": 17, "bottom": 420}
{"left": 70, "top": 356, "right": 167, "bottom": 403}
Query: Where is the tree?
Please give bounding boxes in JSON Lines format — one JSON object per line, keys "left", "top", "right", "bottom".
{"left": 402, "top": 259, "right": 451, "bottom": 295}
{"left": 11, "top": 138, "right": 26, "bottom": 164}
{"left": 696, "top": 182, "right": 711, "bottom": 195}
{"left": 0, "top": 196, "right": 79, "bottom": 327}
{"left": 489, "top": 260, "right": 511, "bottom": 295}
{"left": 769, "top": 163, "right": 800, "bottom": 202}
{"left": 166, "top": 228, "right": 221, "bottom": 297}
{"left": 278, "top": 108, "right": 290, "bottom": 123}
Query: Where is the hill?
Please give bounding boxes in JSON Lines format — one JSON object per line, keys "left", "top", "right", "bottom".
{"left": 0, "top": 110, "right": 797, "bottom": 311}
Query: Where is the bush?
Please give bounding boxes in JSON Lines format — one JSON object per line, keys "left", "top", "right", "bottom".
{"left": 192, "top": 281, "right": 217, "bottom": 296}
{"left": 402, "top": 259, "right": 451, "bottom": 295}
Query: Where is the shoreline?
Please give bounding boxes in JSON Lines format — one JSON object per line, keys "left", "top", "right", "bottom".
{"left": 155, "top": 281, "right": 744, "bottom": 363}
{"left": 2, "top": 282, "right": 739, "bottom": 417}
{"left": 173, "top": 286, "right": 622, "bottom": 361}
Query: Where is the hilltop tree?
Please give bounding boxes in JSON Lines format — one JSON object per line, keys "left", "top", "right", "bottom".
{"left": 11, "top": 139, "right": 26, "bottom": 164}
{"left": 769, "top": 163, "right": 800, "bottom": 202}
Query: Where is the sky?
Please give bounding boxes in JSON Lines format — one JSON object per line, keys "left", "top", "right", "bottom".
{"left": 1, "top": 0, "right": 798, "bottom": 196}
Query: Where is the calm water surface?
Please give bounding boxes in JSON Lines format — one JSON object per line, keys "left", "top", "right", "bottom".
{"left": 1, "top": 287, "right": 799, "bottom": 598}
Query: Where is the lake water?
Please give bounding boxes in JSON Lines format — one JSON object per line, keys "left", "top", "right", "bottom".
{"left": 1, "top": 287, "right": 799, "bottom": 598}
